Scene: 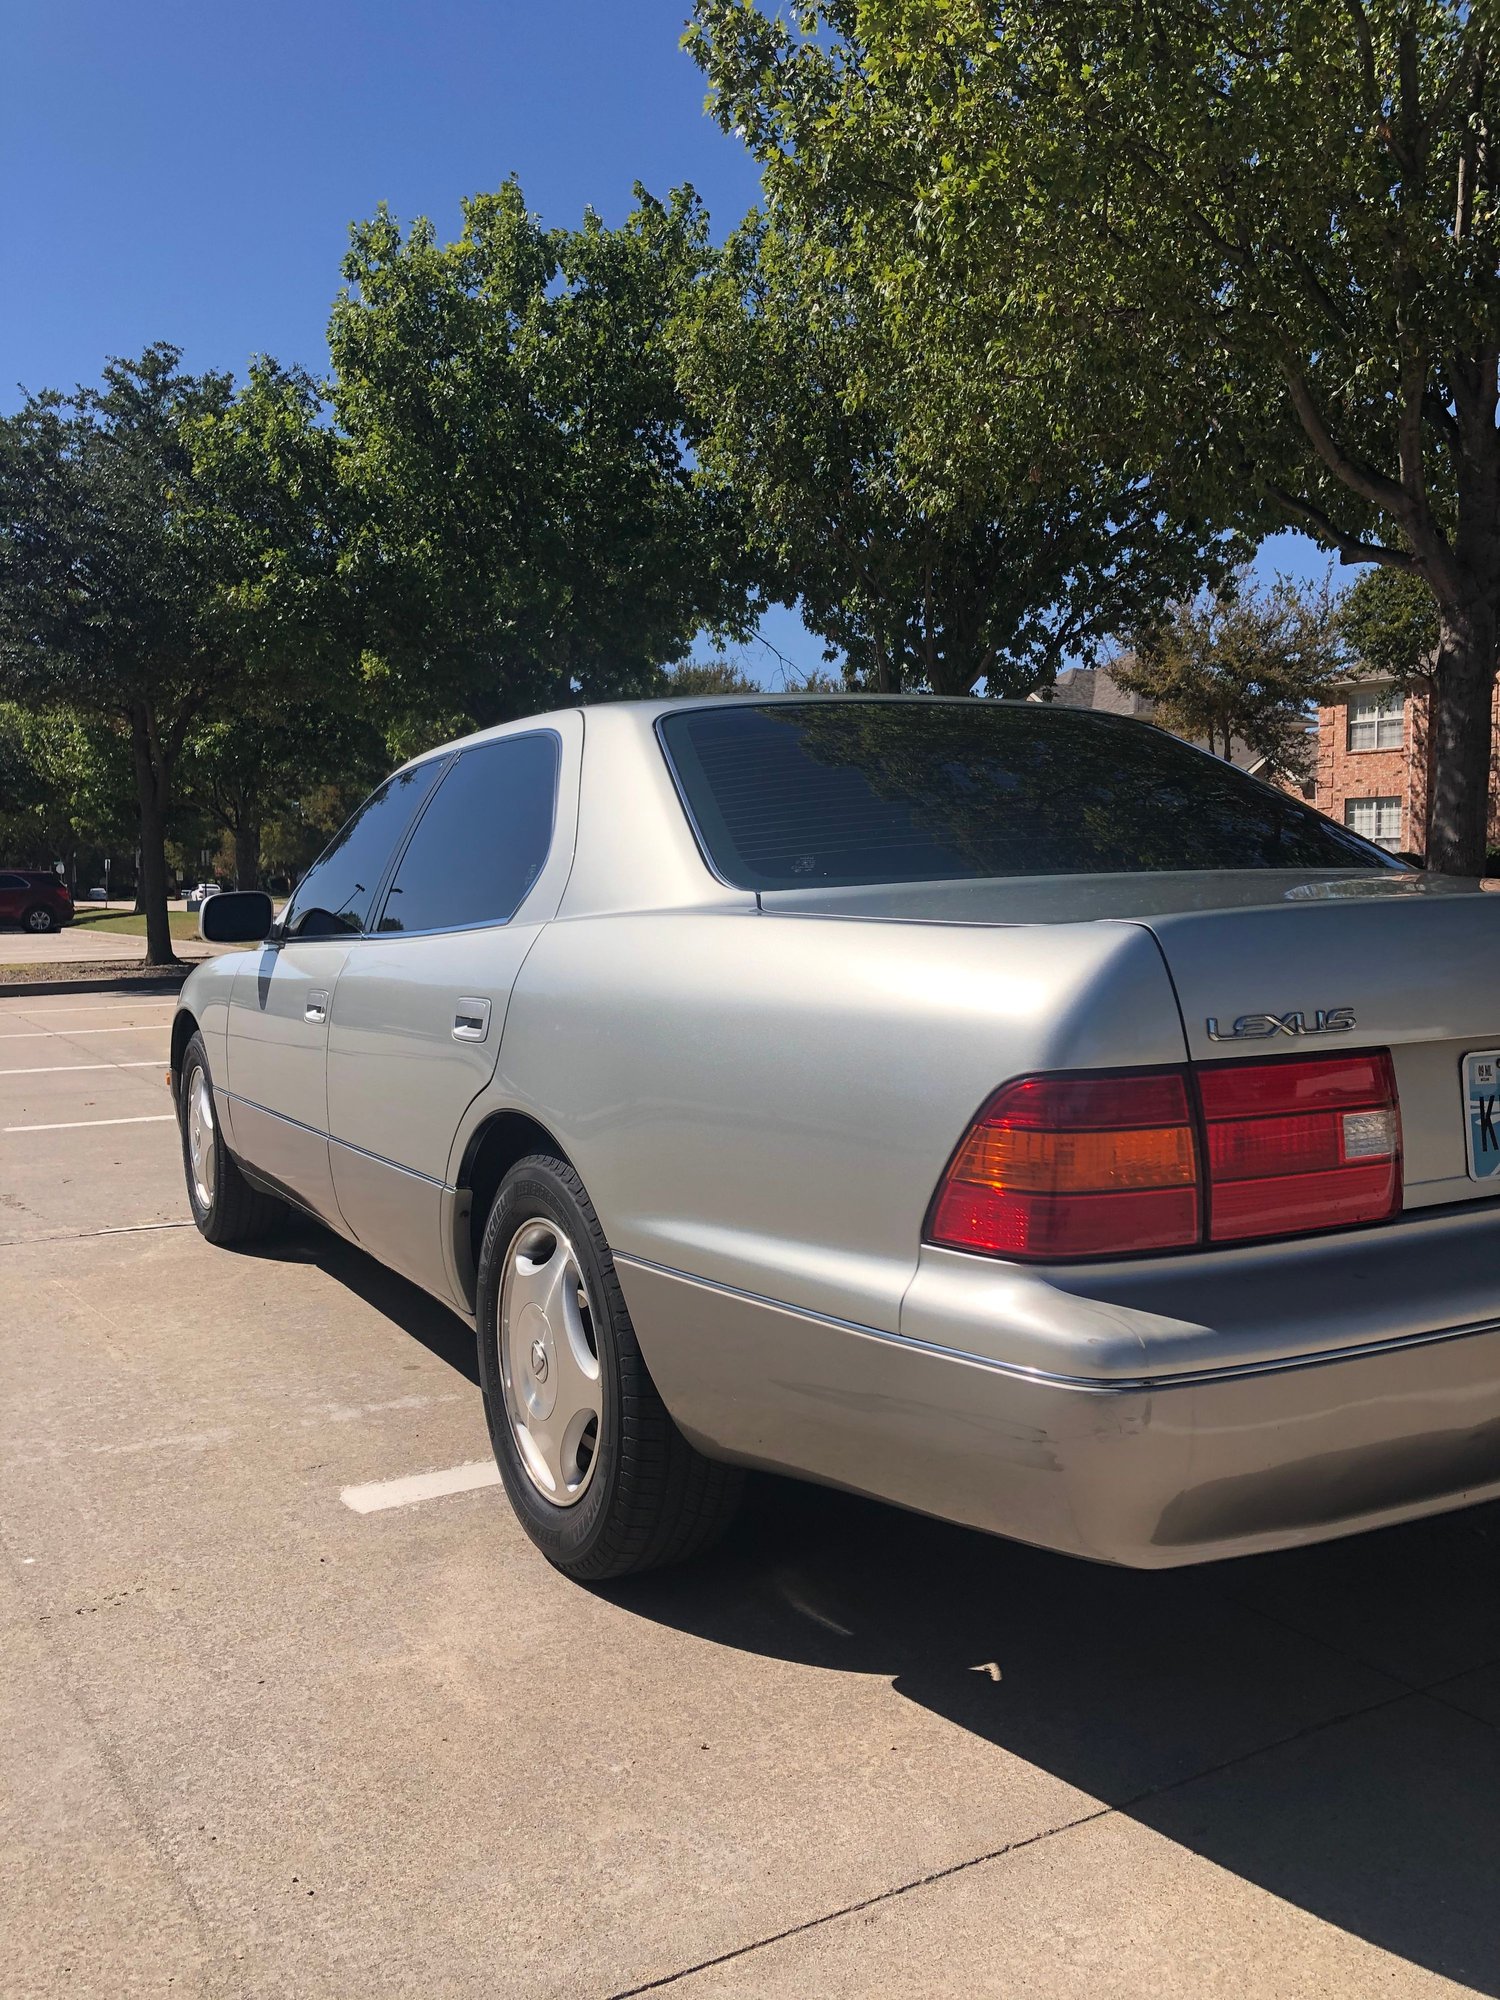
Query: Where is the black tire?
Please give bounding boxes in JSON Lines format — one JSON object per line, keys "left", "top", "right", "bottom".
{"left": 177, "top": 1031, "right": 286, "bottom": 1247}
{"left": 23, "top": 904, "right": 57, "bottom": 934}
{"left": 477, "top": 1154, "right": 743, "bottom": 1580}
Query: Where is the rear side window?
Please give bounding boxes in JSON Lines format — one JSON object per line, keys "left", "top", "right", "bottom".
{"left": 658, "top": 702, "right": 1403, "bottom": 890}
{"left": 375, "top": 732, "right": 559, "bottom": 934}
{"left": 284, "top": 760, "right": 444, "bottom": 938}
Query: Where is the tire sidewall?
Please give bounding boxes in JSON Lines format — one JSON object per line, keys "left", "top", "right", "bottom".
{"left": 476, "top": 1158, "right": 627, "bottom": 1568}
{"left": 178, "top": 1034, "right": 221, "bottom": 1236}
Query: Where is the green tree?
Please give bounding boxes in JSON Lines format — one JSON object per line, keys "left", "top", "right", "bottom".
{"left": 1341, "top": 564, "right": 1441, "bottom": 683}
{"left": 0, "top": 348, "right": 240, "bottom": 959}
{"left": 691, "top": 2, "right": 1500, "bottom": 870}
{"left": 660, "top": 657, "right": 763, "bottom": 695}
{"left": 178, "top": 704, "right": 387, "bottom": 890}
{"left": 1110, "top": 571, "right": 1344, "bottom": 776}
{"left": 329, "top": 180, "right": 758, "bottom": 734}
{"left": 0, "top": 347, "right": 340, "bottom": 961}
{"left": 0, "top": 703, "right": 135, "bottom": 871}
{"left": 676, "top": 208, "right": 1237, "bottom": 695}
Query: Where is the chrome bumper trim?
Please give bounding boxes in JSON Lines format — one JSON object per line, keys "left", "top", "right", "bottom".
{"left": 613, "top": 1252, "right": 1500, "bottom": 1396}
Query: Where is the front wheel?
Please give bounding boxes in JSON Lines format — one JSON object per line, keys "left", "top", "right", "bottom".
{"left": 477, "top": 1154, "right": 742, "bottom": 1580}
{"left": 178, "top": 1032, "right": 286, "bottom": 1246}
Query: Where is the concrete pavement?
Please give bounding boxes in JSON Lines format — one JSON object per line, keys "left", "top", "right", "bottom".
{"left": 2, "top": 986, "right": 1499, "bottom": 1998}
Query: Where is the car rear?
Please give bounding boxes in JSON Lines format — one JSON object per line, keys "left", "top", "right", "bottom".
{"left": 648, "top": 697, "right": 1500, "bottom": 1563}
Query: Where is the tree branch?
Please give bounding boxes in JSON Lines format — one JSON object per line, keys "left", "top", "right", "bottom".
{"left": 1282, "top": 365, "right": 1414, "bottom": 519}
{"left": 1265, "top": 484, "right": 1421, "bottom": 573}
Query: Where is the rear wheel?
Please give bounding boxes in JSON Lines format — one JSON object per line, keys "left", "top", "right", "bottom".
{"left": 477, "top": 1154, "right": 742, "bottom": 1579}
{"left": 23, "top": 904, "right": 57, "bottom": 933}
{"left": 178, "top": 1032, "right": 286, "bottom": 1246}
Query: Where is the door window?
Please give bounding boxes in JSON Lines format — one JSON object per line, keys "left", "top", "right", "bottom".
{"left": 0, "top": 875, "right": 27, "bottom": 891}
{"left": 375, "top": 732, "right": 559, "bottom": 934}
{"left": 283, "top": 760, "right": 445, "bottom": 939}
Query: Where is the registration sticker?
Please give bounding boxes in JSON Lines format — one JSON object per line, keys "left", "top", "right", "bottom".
{"left": 1464, "top": 1050, "right": 1500, "bottom": 1180}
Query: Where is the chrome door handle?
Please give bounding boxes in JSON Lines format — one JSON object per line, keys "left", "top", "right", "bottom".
{"left": 453, "top": 997, "right": 492, "bottom": 1043}
{"left": 304, "top": 990, "right": 329, "bottom": 1024}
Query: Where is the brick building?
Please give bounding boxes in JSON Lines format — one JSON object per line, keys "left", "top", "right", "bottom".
{"left": 1309, "top": 673, "right": 1500, "bottom": 860}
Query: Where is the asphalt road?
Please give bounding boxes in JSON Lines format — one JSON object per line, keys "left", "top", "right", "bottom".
{"left": 3, "top": 986, "right": 1500, "bottom": 1999}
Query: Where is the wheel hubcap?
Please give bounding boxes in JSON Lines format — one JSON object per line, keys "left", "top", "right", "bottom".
{"left": 187, "top": 1068, "right": 217, "bottom": 1212}
{"left": 26, "top": 909, "right": 49, "bottom": 931}
{"left": 498, "top": 1219, "right": 601, "bottom": 1506}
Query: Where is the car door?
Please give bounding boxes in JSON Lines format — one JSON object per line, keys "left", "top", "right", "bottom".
{"left": 325, "top": 719, "right": 578, "bottom": 1301}
{"left": 0, "top": 875, "right": 25, "bottom": 926}
{"left": 223, "top": 759, "right": 445, "bottom": 1224}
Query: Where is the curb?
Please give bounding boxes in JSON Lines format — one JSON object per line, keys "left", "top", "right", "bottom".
{"left": 0, "top": 972, "right": 192, "bottom": 1001}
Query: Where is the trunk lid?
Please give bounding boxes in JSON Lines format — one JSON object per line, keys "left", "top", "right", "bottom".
{"left": 764, "top": 869, "right": 1500, "bottom": 1212}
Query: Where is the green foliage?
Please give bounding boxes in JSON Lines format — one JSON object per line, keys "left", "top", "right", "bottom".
{"left": 1110, "top": 570, "right": 1345, "bottom": 777}
{"left": 674, "top": 198, "right": 1239, "bottom": 697}
{"left": 0, "top": 703, "right": 135, "bottom": 864}
{"left": 690, "top": 0, "right": 1500, "bottom": 868}
{"left": 1341, "top": 566, "right": 1440, "bottom": 684}
{"left": 660, "top": 657, "right": 764, "bottom": 696}
{"left": 329, "top": 180, "right": 759, "bottom": 733}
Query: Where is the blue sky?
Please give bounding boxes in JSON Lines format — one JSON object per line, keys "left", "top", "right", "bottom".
{"left": 4, "top": 0, "right": 1325, "bottom": 681}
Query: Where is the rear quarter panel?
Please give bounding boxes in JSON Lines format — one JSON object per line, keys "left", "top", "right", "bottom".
{"left": 460, "top": 909, "right": 1189, "bottom": 1333}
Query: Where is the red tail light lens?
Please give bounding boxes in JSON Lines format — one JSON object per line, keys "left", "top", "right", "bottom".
{"left": 927, "top": 1071, "right": 1200, "bottom": 1259}
{"left": 1199, "top": 1052, "right": 1401, "bottom": 1242}
{"left": 927, "top": 1052, "right": 1402, "bottom": 1262}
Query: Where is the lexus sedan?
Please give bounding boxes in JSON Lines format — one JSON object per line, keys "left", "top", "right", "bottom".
{"left": 171, "top": 696, "right": 1500, "bottom": 1579}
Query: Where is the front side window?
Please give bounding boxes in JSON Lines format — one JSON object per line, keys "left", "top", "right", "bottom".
{"left": 658, "top": 701, "right": 1405, "bottom": 890}
{"left": 1347, "top": 690, "right": 1404, "bottom": 750}
{"left": 1345, "top": 796, "right": 1403, "bottom": 850}
{"left": 375, "top": 732, "right": 559, "bottom": 934}
{"left": 283, "top": 760, "right": 444, "bottom": 939}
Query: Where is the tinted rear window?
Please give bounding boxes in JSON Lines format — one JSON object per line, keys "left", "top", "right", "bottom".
{"left": 658, "top": 702, "right": 1402, "bottom": 891}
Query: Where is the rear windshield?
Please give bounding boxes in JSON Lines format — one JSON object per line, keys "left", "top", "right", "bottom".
{"left": 657, "top": 701, "right": 1403, "bottom": 891}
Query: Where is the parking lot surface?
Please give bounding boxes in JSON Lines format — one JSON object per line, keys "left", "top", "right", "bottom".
{"left": 3, "top": 985, "right": 1500, "bottom": 1999}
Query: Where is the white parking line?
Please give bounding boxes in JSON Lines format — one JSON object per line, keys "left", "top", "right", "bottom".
{"left": 0, "top": 1060, "right": 165, "bottom": 1076}
{"left": 13, "top": 1001, "right": 177, "bottom": 1015}
{"left": 340, "top": 1461, "right": 501, "bottom": 1515}
{"left": 0, "top": 1026, "right": 166, "bottom": 1040}
{"left": 3, "top": 1113, "right": 176, "bottom": 1133}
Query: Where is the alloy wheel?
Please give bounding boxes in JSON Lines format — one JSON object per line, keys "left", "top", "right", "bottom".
{"left": 498, "top": 1218, "right": 601, "bottom": 1506}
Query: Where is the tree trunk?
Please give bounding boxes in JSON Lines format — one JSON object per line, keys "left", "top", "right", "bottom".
{"left": 128, "top": 704, "right": 178, "bottom": 966}
{"left": 234, "top": 817, "right": 262, "bottom": 892}
{"left": 1425, "top": 598, "right": 1498, "bottom": 876}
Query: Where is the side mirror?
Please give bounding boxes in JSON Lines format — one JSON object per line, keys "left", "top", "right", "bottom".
{"left": 200, "top": 890, "right": 275, "bottom": 944}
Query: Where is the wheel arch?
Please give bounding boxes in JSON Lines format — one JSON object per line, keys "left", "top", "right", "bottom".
{"left": 169, "top": 1007, "right": 200, "bottom": 1102}
{"left": 453, "top": 1108, "right": 577, "bottom": 1309}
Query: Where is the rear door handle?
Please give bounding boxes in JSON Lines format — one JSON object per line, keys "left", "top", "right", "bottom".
{"left": 304, "top": 989, "right": 329, "bottom": 1024}
{"left": 453, "top": 997, "right": 492, "bottom": 1043}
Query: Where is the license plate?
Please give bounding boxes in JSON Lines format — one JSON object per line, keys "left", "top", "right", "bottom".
{"left": 1464, "top": 1050, "right": 1500, "bottom": 1179}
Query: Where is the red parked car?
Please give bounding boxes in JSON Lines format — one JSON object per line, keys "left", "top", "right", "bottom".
{"left": 0, "top": 871, "right": 73, "bottom": 933}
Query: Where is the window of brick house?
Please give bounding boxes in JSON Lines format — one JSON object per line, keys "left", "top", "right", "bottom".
{"left": 1347, "top": 689, "right": 1404, "bottom": 750}
{"left": 1345, "top": 796, "right": 1403, "bottom": 849}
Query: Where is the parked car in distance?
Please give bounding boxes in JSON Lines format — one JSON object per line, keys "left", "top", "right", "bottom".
{"left": 0, "top": 870, "right": 73, "bottom": 933}
{"left": 170, "top": 696, "right": 1500, "bottom": 1582}
{"left": 185, "top": 882, "right": 224, "bottom": 912}
{"left": 86, "top": 886, "right": 109, "bottom": 903}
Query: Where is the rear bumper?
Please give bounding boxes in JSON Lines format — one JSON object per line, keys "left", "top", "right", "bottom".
{"left": 617, "top": 1207, "right": 1500, "bottom": 1566}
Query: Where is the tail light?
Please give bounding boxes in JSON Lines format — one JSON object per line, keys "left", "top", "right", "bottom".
{"left": 927, "top": 1071, "right": 1200, "bottom": 1258}
{"left": 1199, "top": 1051, "right": 1400, "bottom": 1242}
{"left": 928, "top": 1053, "right": 1401, "bottom": 1261}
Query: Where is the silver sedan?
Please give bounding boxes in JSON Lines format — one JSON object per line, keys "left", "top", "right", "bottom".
{"left": 173, "top": 695, "right": 1500, "bottom": 1578}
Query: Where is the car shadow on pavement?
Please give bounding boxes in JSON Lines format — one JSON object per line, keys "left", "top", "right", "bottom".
{"left": 613, "top": 1475, "right": 1500, "bottom": 1995}
{"left": 252, "top": 1221, "right": 481, "bottom": 1386}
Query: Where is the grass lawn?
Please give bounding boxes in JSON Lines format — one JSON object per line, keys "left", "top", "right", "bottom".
{"left": 71, "top": 908, "right": 204, "bottom": 940}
